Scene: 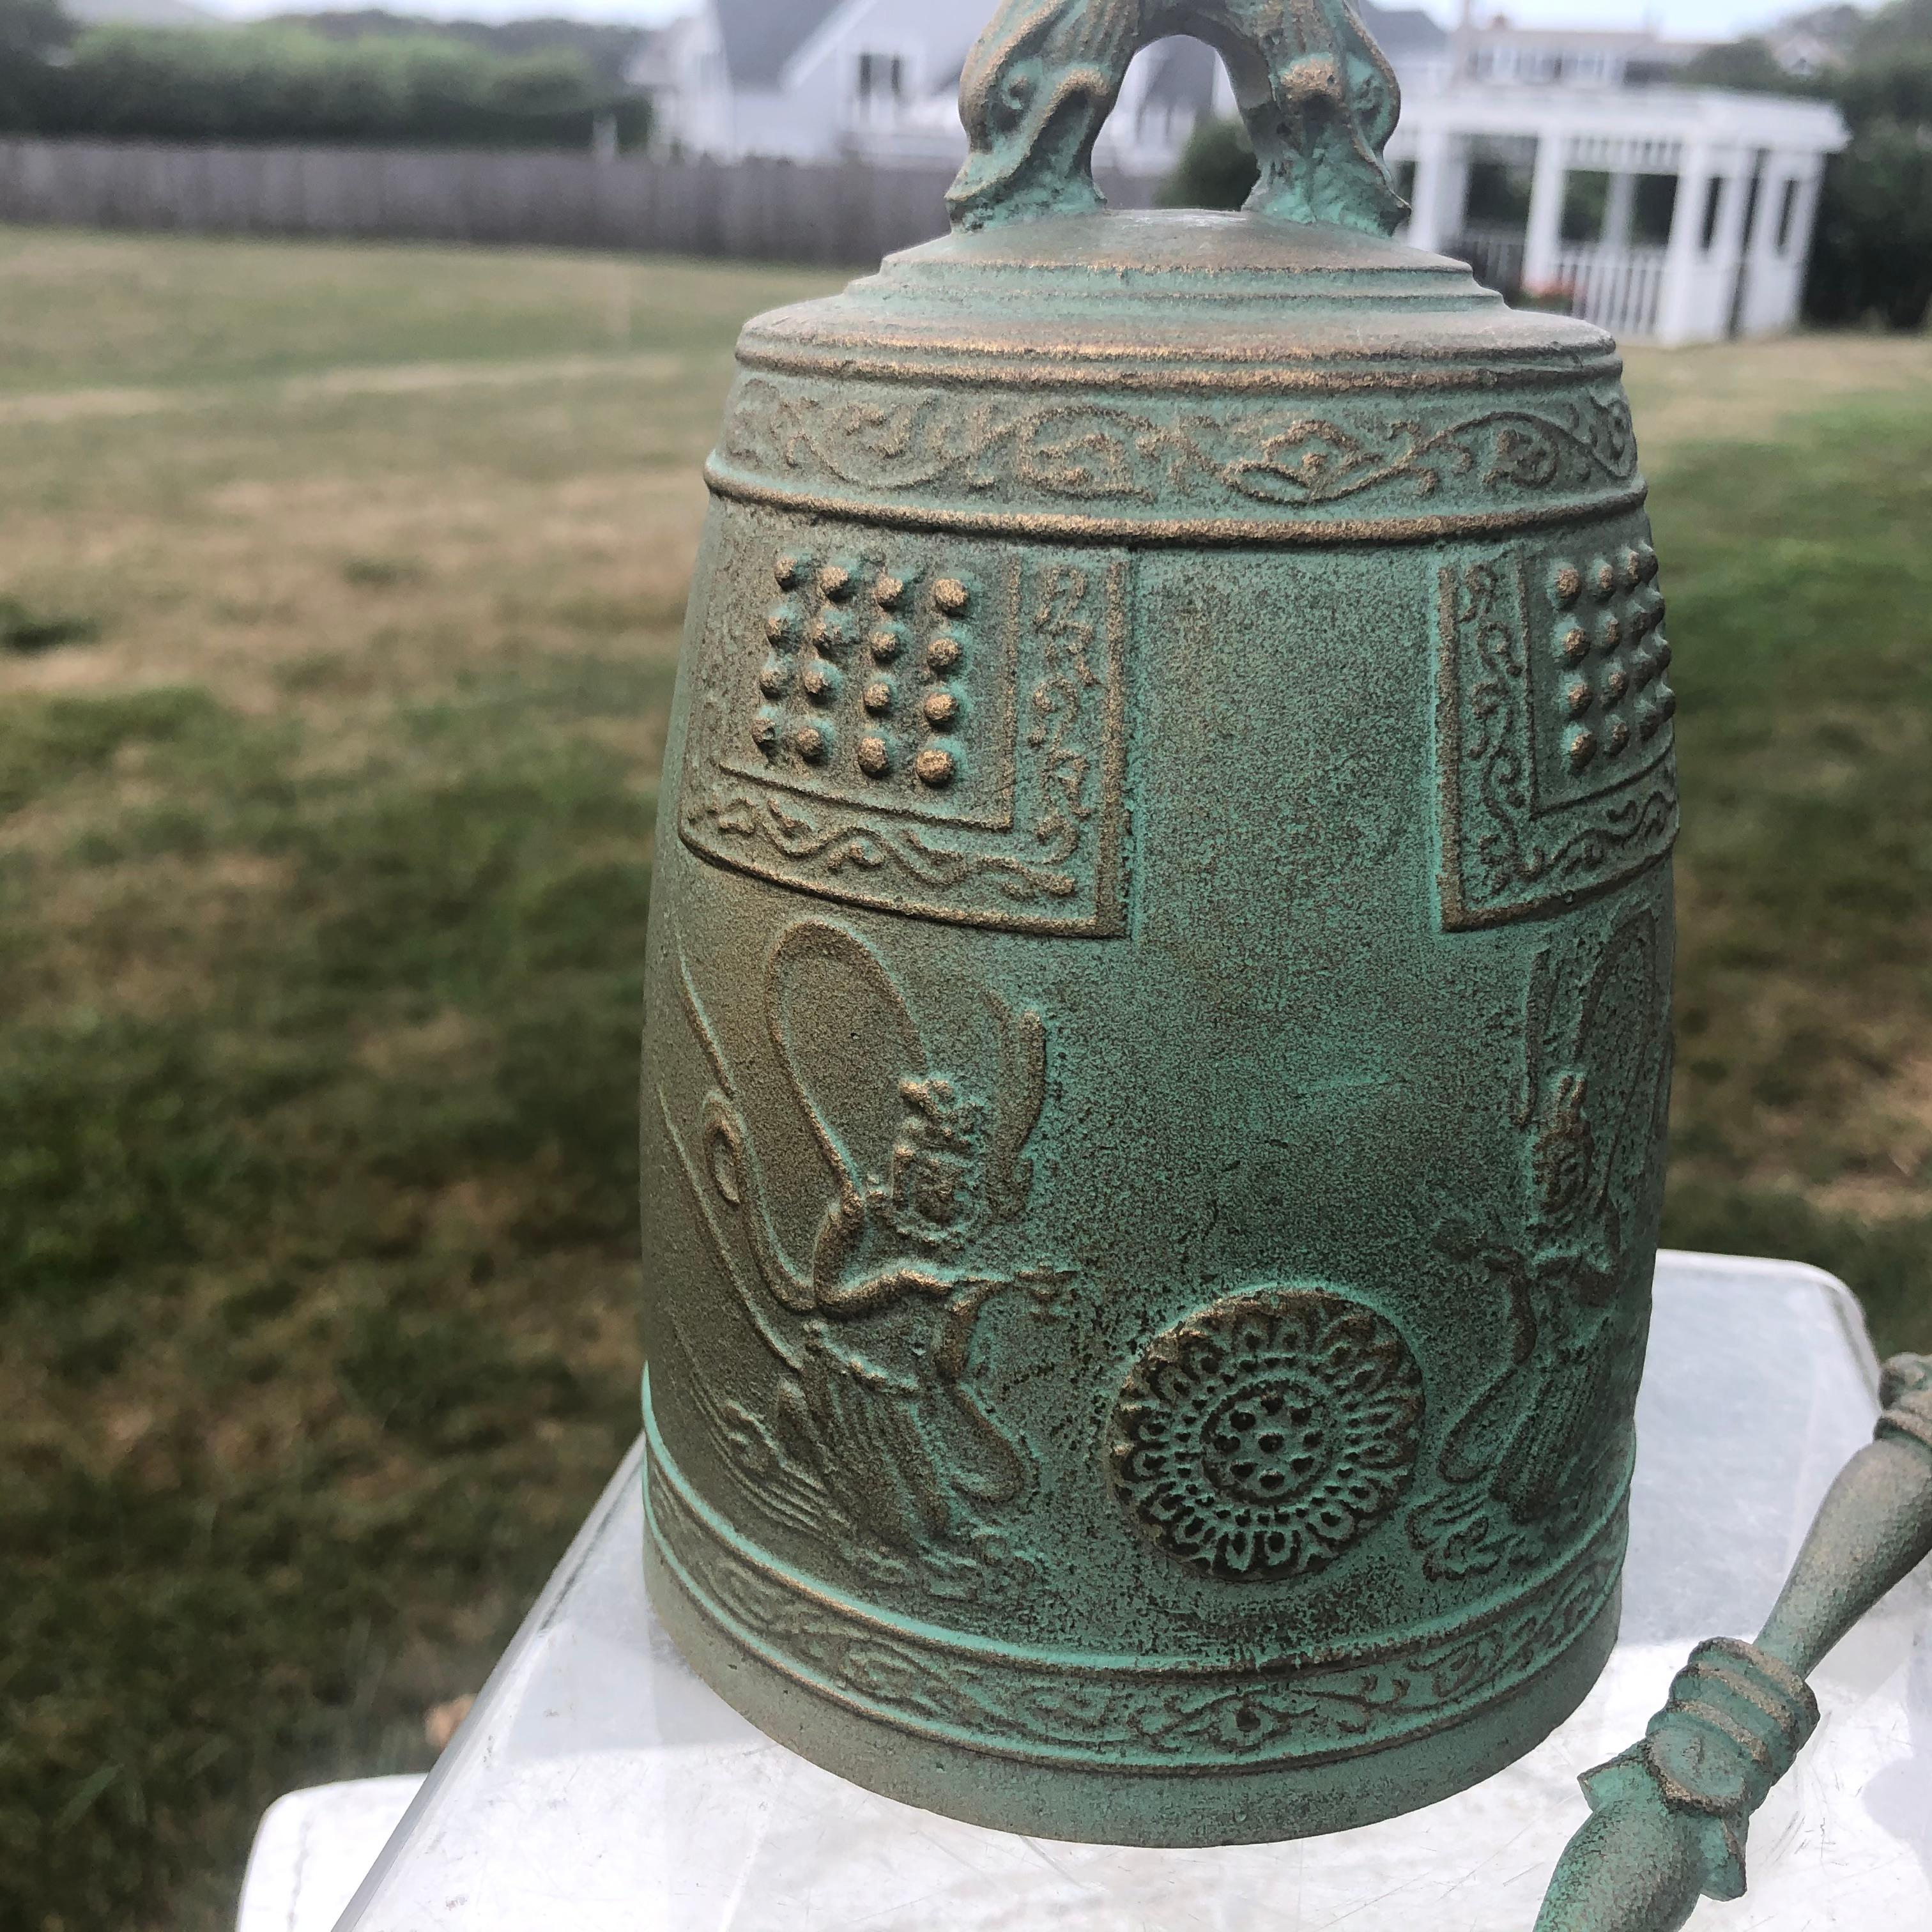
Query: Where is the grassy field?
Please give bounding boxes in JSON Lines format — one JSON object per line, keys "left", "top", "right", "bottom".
{"left": 1, "top": 225, "right": 1928, "bottom": 1931}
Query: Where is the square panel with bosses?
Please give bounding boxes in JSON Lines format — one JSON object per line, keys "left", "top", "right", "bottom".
{"left": 680, "top": 518, "right": 1130, "bottom": 937}
{"left": 1437, "top": 528, "right": 1678, "bottom": 930}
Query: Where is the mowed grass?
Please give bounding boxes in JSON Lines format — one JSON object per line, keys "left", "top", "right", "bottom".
{"left": 0, "top": 227, "right": 843, "bottom": 1932}
{"left": 1625, "top": 338, "right": 1932, "bottom": 1348}
{"left": 0, "top": 224, "right": 1927, "bottom": 1930}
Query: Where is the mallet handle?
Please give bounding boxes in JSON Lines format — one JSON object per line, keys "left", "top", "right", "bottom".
{"left": 1534, "top": 1353, "right": 1932, "bottom": 1932}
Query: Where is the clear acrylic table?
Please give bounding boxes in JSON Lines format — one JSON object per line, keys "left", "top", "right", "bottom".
{"left": 313, "top": 1252, "right": 1932, "bottom": 1931}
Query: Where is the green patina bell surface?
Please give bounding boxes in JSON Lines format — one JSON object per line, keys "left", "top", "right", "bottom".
{"left": 640, "top": 0, "right": 1677, "bottom": 1849}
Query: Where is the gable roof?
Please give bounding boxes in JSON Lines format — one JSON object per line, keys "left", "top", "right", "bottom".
{"left": 710, "top": 0, "right": 1445, "bottom": 100}
{"left": 714, "top": 0, "right": 848, "bottom": 88}
{"left": 1359, "top": 1, "right": 1450, "bottom": 62}
{"left": 1138, "top": 8, "right": 1446, "bottom": 116}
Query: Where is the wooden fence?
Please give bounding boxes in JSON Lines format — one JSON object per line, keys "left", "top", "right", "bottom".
{"left": 0, "top": 139, "right": 1160, "bottom": 265}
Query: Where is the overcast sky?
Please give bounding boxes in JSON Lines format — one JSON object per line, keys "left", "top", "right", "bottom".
{"left": 209, "top": 0, "right": 1811, "bottom": 48}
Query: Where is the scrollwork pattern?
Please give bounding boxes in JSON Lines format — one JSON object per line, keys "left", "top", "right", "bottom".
{"left": 647, "top": 1427, "right": 1625, "bottom": 1770}
{"left": 714, "top": 377, "right": 1641, "bottom": 533}
{"left": 685, "top": 782, "right": 1084, "bottom": 907}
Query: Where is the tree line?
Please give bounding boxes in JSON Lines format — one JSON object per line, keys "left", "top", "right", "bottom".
{"left": 0, "top": 0, "right": 650, "bottom": 151}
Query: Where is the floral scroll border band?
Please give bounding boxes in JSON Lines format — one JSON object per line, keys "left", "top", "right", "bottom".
{"left": 643, "top": 1381, "right": 1631, "bottom": 1776}
{"left": 706, "top": 372, "right": 1647, "bottom": 547}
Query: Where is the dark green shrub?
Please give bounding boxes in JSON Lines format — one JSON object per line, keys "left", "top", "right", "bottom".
{"left": 1807, "top": 109, "right": 1932, "bottom": 328}
{"left": 2, "top": 19, "right": 648, "bottom": 150}
{"left": 1157, "top": 116, "right": 1259, "bottom": 211}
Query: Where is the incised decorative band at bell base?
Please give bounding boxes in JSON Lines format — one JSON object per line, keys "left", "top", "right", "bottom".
{"left": 641, "top": 1385, "right": 1630, "bottom": 1777}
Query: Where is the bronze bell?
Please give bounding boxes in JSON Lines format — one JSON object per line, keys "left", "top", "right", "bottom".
{"left": 640, "top": 0, "right": 1676, "bottom": 1848}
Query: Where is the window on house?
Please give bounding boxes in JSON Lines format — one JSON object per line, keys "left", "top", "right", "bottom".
{"left": 1700, "top": 176, "right": 1723, "bottom": 250}
{"left": 1634, "top": 172, "right": 1677, "bottom": 245}
{"left": 1776, "top": 177, "right": 1800, "bottom": 253}
{"left": 1464, "top": 154, "right": 1533, "bottom": 227}
{"left": 1561, "top": 170, "right": 1611, "bottom": 243}
{"left": 857, "top": 52, "right": 906, "bottom": 101}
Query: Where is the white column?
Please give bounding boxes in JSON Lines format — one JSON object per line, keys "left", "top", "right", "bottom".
{"left": 1740, "top": 151, "right": 1791, "bottom": 332}
{"left": 1768, "top": 160, "right": 1827, "bottom": 332}
{"left": 1713, "top": 157, "right": 1754, "bottom": 260}
{"left": 1521, "top": 127, "right": 1568, "bottom": 291}
{"left": 1101, "top": 45, "right": 1156, "bottom": 169}
{"left": 1654, "top": 140, "right": 1715, "bottom": 347}
{"left": 1600, "top": 169, "right": 1636, "bottom": 249}
{"left": 1755, "top": 156, "right": 1790, "bottom": 265}
{"left": 1786, "top": 160, "right": 1825, "bottom": 263}
{"left": 1440, "top": 147, "right": 1470, "bottom": 250}
{"left": 1705, "top": 150, "right": 1754, "bottom": 337}
{"left": 1406, "top": 123, "right": 1452, "bottom": 253}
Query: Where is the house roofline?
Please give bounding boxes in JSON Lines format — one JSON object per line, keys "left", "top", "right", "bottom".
{"left": 778, "top": 0, "right": 877, "bottom": 93}
{"left": 1392, "top": 83, "right": 1848, "bottom": 150}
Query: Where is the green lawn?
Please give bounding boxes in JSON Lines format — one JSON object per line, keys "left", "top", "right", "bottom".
{"left": 1638, "top": 356, "right": 1932, "bottom": 1346}
{"left": 1, "top": 226, "right": 1928, "bottom": 1932}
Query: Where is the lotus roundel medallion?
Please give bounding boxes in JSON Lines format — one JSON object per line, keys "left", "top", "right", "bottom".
{"left": 1110, "top": 1287, "right": 1425, "bottom": 1581}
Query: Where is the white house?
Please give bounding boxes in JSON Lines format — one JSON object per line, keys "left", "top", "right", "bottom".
{"left": 629, "top": 0, "right": 1449, "bottom": 172}
{"left": 628, "top": 0, "right": 985, "bottom": 165}
{"left": 1450, "top": 18, "right": 1710, "bottom": 88}
{"left": 1388, "top": 86, "right": 1848, "bottom": 344}
{"left": 629, "top": 0, "right": 1848, "bottom": 346}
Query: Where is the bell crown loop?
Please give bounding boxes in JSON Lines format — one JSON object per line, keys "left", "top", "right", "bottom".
{"left": 947, "top": 0, "right": 1408, "bottom": 237}
{"left": 703, "top": 0, "right": 1627, "bottom": 597}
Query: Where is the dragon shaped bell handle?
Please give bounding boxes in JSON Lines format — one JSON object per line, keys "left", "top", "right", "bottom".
{"left": 1535, "top": 1352, "right": 1932, "bottom": 1931}
{"left": 946, "top": 0, "right": 1409, "bottom": 236}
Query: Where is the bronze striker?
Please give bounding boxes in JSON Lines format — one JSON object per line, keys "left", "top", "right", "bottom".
{"left": 640, "top": 0, "right": 1678, "bottom": 1848}
{"left": 1537, "top": 1350, "right": 1932, "bottom": 1932}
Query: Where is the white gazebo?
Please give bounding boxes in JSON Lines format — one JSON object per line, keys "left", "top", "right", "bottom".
{"left": 1386, "top": 87, "right": 1850, "bottom": 344}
